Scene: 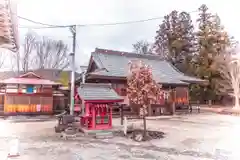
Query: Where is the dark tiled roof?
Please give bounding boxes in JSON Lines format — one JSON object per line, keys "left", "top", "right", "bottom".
{"left": 77, "top": 83, "right": 123, "bottom": 101}
{"left": 0, "top": 71, "right": 19, "bottom": 80}
{"left": 88, "top": 48, "right": 205, "bottom": 85}
{"left": 33, "top": 69, "right": 81, "bottom": 82}
{"left": 0, "top": 69, "right": 81, "bottom": 82}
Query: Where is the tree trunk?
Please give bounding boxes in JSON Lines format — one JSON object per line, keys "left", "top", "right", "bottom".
{"left": 143, "top": 116, "right": 147, "bottom": 139}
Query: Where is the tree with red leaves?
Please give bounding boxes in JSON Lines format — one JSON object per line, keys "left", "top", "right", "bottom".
{"left": 127, "top": 60, "right": 161, "bottom": 139}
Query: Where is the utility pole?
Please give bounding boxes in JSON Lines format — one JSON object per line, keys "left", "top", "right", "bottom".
{"left": 69, "top": 25, "right": 76, "bottom": 115}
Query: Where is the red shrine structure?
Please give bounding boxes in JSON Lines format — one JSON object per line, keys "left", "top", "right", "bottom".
{"left": 0, "top": 72, "right": 60, "bottom": 115}
{"left": 75, "top": 83, "right": 123, "bottom": 130}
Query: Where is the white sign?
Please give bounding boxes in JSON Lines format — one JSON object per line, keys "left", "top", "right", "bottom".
{"left": 8, "top": 138, "right": 20, "bottom": 157}
{"left": 36, "top": 104, "right": 41, "bottom": 112}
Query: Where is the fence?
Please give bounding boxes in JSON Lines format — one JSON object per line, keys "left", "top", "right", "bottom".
{"left": 4, "top": 95, "right": 53, "bottom": 113}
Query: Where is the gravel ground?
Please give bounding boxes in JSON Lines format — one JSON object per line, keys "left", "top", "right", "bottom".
{"left": 0, "top": 113, "right": 240, "bottom": 160}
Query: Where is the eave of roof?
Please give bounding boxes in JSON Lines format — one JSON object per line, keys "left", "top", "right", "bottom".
{"left": 87, "top": 73, "right": 190, "bottom": 85}
{"left": 0, "top": 77, "right": 61, "bottom": 85}
{"left": 77, "top": 83, "right": 123, "bottom": 101}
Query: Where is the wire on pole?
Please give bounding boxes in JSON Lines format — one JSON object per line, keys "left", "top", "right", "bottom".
{"left": 18, "top": 16, "right": 71, "bottom": 28}
{"left": 18, "top": 10, "right": 198, "bottom": 29}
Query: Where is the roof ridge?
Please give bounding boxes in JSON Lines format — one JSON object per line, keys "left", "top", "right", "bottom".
{"left": 92, "top": 51, "right": 107, "bottom": 70}
{"left": 167, "top": 62, "right": 185, "bottom": 76}
{"left": 18, "top": 72, "right": 41, "bottom": 79}
{"left": 167, "top": 62, "right": 200, "bottom": 79}
{"left": 94, "top": 48, "right": 164, "bottom": 61}
{"left": 80, "top": 83, "right": 112, "bottom": 88}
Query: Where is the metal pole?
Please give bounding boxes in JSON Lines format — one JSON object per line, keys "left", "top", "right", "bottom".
{"left": 69, "top": 25, "right": 76, "bottom": 115}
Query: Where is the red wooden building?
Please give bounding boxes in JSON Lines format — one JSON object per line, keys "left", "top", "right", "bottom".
{"left": 0, "top": 72, "right": 61, "bottom": 115}
{"left": 76, "top": 48, "right": 205, "bottom": 115}
{"left": 76, "top": 83, "right": 123, "bottom": 130}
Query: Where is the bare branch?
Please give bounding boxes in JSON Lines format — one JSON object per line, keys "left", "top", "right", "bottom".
{"left": 133, "top": 40, "right": 152, "bottom": 54}
{"left": 0, "top": 50, "right": 6, "bottom": 68}
{"left": 34, "top": 37, "right": 69, "bottom": 70}
{"left": 22, "top": 31, "right": 37, "bottom": 72}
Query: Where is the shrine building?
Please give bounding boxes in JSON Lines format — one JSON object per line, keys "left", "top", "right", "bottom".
{"left": 76, "top": 48, "right": 205, "bottom": 116}
{"left": 76, "top": 83, "right": 123, "bottom": 130}
{"left": 0, "top": 72, "right": 61, "bottom": 115}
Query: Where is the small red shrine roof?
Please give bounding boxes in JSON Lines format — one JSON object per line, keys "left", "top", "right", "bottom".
{"left": 0, "top": 72, "right": 61, "bottom": 85}
{"left": 77, "top": 83, "right": 123, "bottom": 102}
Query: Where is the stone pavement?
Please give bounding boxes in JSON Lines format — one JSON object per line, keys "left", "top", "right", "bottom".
{"left": 5, "top": 115, "right": 55, "bottom": 123}
{"left": 0, "top": 113, "right": 239, "bottom": 159}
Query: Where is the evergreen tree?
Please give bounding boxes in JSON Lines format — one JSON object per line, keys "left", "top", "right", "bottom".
{"left": 192, "top": 4, "right": 215, "bottom": 102}
{"left": 154, "top": 10, "right": 196, "bottom": 73}
{"left": 191, "top": 4, "right": 233, "bottom": 103}
{"left": 176, "top": 11, "right": 197, "bottom": 74}
{"left": 153, "top": 15, "right": 170, "bottom": 58}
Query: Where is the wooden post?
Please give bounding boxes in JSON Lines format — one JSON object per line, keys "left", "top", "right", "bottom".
{"left": 92, "top": 104, "right": 96, "bottom": 129}
{"left": 120, "top": 105, "right": 123, "bottom": 125}
{"left": 143, "top": 115, "right": 147, "bottom": 139}
{"left": 171, "top": 88, "right": 176, "bottom": 115}
{"left": 28, "top": 96, "right": 30, "bottom": 114}
{"left": 148, "top": 105, "right": 152, "bottom": 116}
{"left": 186, "top": 87, "right": 189, "bottom": 105}
{"left": 40, "top": 97, "right": 42, "bottom": 113}
{"left": 109, "top": 104, "right": 112, "bottom": 127}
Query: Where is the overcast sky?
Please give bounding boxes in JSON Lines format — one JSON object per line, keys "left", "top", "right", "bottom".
{"left": 12, "top": 0, "right": 240, "bottom": 71}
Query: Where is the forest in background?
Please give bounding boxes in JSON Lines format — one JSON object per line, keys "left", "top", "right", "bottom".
{"left": 133, "top": 4, "right": 238, "bottom": 104}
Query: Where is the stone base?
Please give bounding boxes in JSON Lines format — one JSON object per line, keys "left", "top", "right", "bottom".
{"left": 79, "top": 127, "right": 114, "bottom": 139}
{"left": 60, "top": 132, "right": 77, "bottom": 140}
{"left": 95, "top": 132, "right": 113, "bottom": 139}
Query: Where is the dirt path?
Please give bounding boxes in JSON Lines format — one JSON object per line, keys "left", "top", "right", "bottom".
{"left": 0, "top": 114, "right": 239, "bottom": 159}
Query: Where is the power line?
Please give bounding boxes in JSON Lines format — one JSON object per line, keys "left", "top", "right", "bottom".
{"left": 19, "top": 25, "right": 63, "bottom": 29}
{"left": 18, "top": 16, "right": 71, "bottom": 28}
{"left": 18, "top": 10, "right": 198, "bottom": 29}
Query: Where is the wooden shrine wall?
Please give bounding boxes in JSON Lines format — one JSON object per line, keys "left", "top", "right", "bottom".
{"left": 175, "top": 87, "right": 188, "bottom": 104}
{"left": 4, "top": 95, "right": 53, "bottom": 114}
{"left": 86, "top": 79, "right": 189, "bottom": 105}
{"left": 0, "top": 95, "right": 4, "bottom": 113}
{"left": 53, "top": 96, "right": 68, "bottom": 113}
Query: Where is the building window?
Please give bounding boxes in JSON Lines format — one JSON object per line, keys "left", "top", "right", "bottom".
{"left": 26, "top": 85, "right": 34, "bottom": 93}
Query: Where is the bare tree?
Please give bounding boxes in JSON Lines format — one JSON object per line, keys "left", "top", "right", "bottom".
{"left": 133, "top": 40, "right": 152, "bottom": 54}
{"left": 9, "top": 31, "right": 36, "bottom": 73}
{"left": 0, "top": 49, "right": 6, "bottom": 68}
{"left": 213, "top": 48, "right": 240, "bottom": 108}
{"left": 34, "top": 37, "right": 69, "bottom": 70}
{"left": 127, "top": 60, "right": 161, "bottom": 139}
{"left": 22, "top": 31, "right": 36, "bottom": 72}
